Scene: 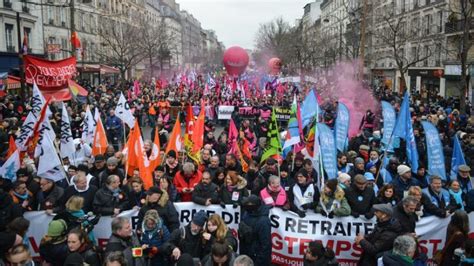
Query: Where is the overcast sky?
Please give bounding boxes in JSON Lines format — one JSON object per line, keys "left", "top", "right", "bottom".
{"left": 177, "top": 0, "right": 310, "bottom": 50}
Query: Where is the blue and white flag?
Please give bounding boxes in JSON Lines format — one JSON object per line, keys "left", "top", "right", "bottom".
{"left": 392, "top": 92, "right": 419, "bottom": 172}
{"left": 381, "top": 101, "right": 396, "bottom": 145}
{"left": 301, "top": 89, "right": 322, "bottom": 128}
{"left": 451, "top": 134, "right": 466, "bottom": 179}
{"left": 318, "top": 123, "right": 337, "bottom": 179}
{"left": 0, "top": 149, "right": 20, "bottom": 181}
{"left": 421, "top": 121, "right": 446, "bottom": 180}
{"left": 334, "top": 102, "right": 350, "bottom": 152}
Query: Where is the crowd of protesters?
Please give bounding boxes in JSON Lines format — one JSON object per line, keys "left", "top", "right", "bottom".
{"left": 0, "top": 72, "right": 473, "bottom": 266}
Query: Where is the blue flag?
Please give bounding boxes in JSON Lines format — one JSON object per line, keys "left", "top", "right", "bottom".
{"left": 392, "top": 92, "right": 419, "bottom": 172}
{"left": 317, "top": 123, "right": 337, "bottom": 179}
{"left": 421, "top": 121, "right": 446, "bottom": 180}
{"left": 451, "top": 135, "right": 466, "bottom": 179}
{"left": 334, "top": 102, "right": 350, "bottom": 152}
{"left": 301, "top": 89, "right": 322, "bottom": 128}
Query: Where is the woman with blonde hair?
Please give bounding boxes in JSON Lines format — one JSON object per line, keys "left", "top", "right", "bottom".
{"left": 127, "top": 177, "right": 146, "bottom": 208}
{"left": 202, "top": 214, "right": 238, "bottom": 255}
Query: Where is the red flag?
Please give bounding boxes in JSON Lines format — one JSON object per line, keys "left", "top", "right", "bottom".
{"left": 191, "top": 102, "right": 205, "bottom": 153}
{"left": 227, "top": 119, "right": 239, "bottom": 156}
{"left": 70, "top": 31, "right": 81, "bottom": 49}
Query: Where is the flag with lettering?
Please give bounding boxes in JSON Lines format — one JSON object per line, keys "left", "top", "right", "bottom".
{"left": 261, "top": 108, "right": 282, "bottom": 163}
{"left": 381, "top": 101, "right": 397, "bottom": 151}
{"left": 81, "top": 105, "right": 95, "bottom": 145}
{"left": 318, "top": 123, "right": 337, "bottom": 179}
{"left": 421, "top": 121, "right": 446, "bottom": 180}
{"left": 334, "top": 102, "right": 350, "bottom": 152}
{"left": 0, "top": 141, "right": 20, "bottom": 181}
{"left": 301, "top": 89, "right": 322, "bottom": 128}
{"left": 115, "top": 92, "right": 135, "bottom": 129}
{"left": 60, "top": 102, "right": 75, "bottom": 159}
{"left": 282, "top": 95, "right": 303, "bottom": 150}
{"left": 37, "top": 128, "right": 65, "bottom": 182}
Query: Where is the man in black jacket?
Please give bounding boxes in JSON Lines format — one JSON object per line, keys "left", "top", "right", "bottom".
{"left": 92, "top": 175, "right": 129, "bottom": 216}
{"left": 192, "top": 171, "right": 219, "bottom": 206}
{"left": 137, "top": 186, "right": 179, "bottom": 232}
{"left": 356, "top": 203, "right": 402, "bottom": 266}
{"left": 162, "top": 210, "right": 208, "bottom": 263}
{"left": 59, "top": 172, "right": 98, "bottom": 213}
{"left": 345, "top": 174, "right": 375, "bottom": 219}
{"left": 392, "top": 196, "right": 418, "bottom": 234}
{"left": 105, "top": 217, "right": 145, "bottom": 266}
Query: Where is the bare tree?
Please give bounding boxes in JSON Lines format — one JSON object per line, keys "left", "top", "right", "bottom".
{"left": 254, "top": 17, "right": 296, "bottom": 66}
{"left": 97, "top": 17, "right": 144, "bottom": 80}
{"left": 446, "top": 0, "right": 473, "bottom": 114}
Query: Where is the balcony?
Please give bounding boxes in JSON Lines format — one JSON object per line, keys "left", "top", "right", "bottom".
{"left": 3, "top": 1, "right": 12, "bottom": 8}
{"left": 6, "top": 45, "right": 15, "bottom": 52}
{"left": 22, "top": 6, "right": 29, "bottom": 13}
{"left": 445, "top": 19, "right": 474, "bottom": 34}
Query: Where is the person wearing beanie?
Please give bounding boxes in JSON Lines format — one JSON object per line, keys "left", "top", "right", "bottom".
{"left": 316, "top": 179, "right": 351, "bottom": 217}
{"left": 288, "top": 169, "right": 321, "bottom": 218}
{"left": 279, "top": 164, "right": 294, "bottom": 190}
{"left": 355, "top": 203, "right": 402, "bottom": 266}
{"left": 240, "top": 195, "right": 272, "bottom": 266}
{"left": 303, "top": 241, "right": 338, "bottom": 266}
{"left": 162, "top": 210, "right": 208, "bottom": 262}
{"left": 392, "top": 165, "right": 420, "bottom": 199}
{"left": 192, "top": 171, "right": 220, "bottom": 206}
{"left": 139, "top": 209, "right": 171, "bottom": 266}
{"left": 39, "top": 219, "right": 69, "bottom": 266}
{"left": 365, "top": 161, "right": 383, "bottom": 190}
{"left": 346, "top": 174, "right": 376, "bottom": 219}
{"left": 137, "top": 186, "right": 179, "bottom": 233}
{"left": 174, "top": 162, "right": 203, "bottom": 202}
{"left": 348, "top": 157, "right": 366, "bottom": 179}
{"left": 164, "top": 150, "right": 180, "bottom": 178}
{"left": 97, "top": 157, "right": 125, "bottom": 186}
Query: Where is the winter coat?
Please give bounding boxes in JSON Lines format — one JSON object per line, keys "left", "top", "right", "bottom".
{"left": 358, "top": 218, "right": 403, "bottom": 266}
{"left": 303, "top": 255, "right": 339, "bottom": 266}
{"left": 260, "top": 186, "right": 290, "bottom": 209}
{"left": 288, "top": 182, "right": 320, "bottom": 212}
{"left": 92, "top": 186, "right": 130, "bottom": 215}
{"left": 441, "top": 231, "right": 467, "bottom": 265}
{"left": 162, "top": 224, "right": 204, "bottom": 259}
{"left": 36, "top": 184, "right": 64, "bottom": 211}
{"left": 240, "top": 205, "right": 272, "bottom": 266}
{"left": 98, "top": 168, "right": 126, "bottom": 185}
{"left": 202, "top": 229, "right": 238, "bottom": 256}
{"left": 105, "top": 232, "right": 145, "bottom": 266}
{"left": 192, "top": 182, "right": 220, "bottom": 205}
{"left": 201, "top": 252, "right": 236, "bottom": 266}
{"left": 140, "top": 221, "right": 171, "bottom": 265}
{"left": 173, "top": 170, "right": 202, "bottom": 202}
{"left": 375, "top": 195, "right": 399, "bottom": 207}
{"left": 128, "top": 190, "right": 147, "bottom": 208}
{"left": 316, "top": 186, "right": 351, "bottom": 217}
{"left": 391, "top": 176, "right": 420, "bottom": 200}
{"left": 39, "top": 239, "right": 68, "bottom": 266}
{"left": 392, "top": 202, "right": 417, "bottom": 234}
{"left": 382, "top": 251, "right": 414, "bottom": 266}
{"left": 220, "top": 176, "right": 250, "bottom": 205}
{"left": 0, "top": 191, "right": 23, "bottom": 231}
{"left": 137, "top": 190, "right": 180, "bottom": 232}
{"left": 417, "top": 193, "right": 447, "bottom": 218}
{"left": 345, "top": 184, "right": 375, "bottom": 218}
{"left": 66, "top": 244, "right": 101, "bottom": 266}
{"left": 59, "top": 184, "right": 98, "bottom": 213}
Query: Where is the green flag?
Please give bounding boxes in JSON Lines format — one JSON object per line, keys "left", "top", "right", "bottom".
{"left": 261, "top": 108, "right": 282, "bottom": 163}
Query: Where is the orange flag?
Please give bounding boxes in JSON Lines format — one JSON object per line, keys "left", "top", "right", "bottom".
{"left": 236, "top": 141, "right": 249, "bottom": 173}
{"left": 241, "top": 137, "right": 252, "bottom": 160}
{"left": 91, "top": 117, "right": 108, "bottom": 156}
{"left": 125, "top": 120, "right": 153, "bottom": 189}
{"left": 6, "top": 136, "right": 17, "bottom": 158}
{"left": 149, "top": 127, "right": 161, "bottom": 171}
{"left": 148, "top": 105, "right": 156, "bottom": 115}
{"left": 191, "top": 103, "right": 205, "bottom": 154}
{"left": 165, "top": 117, "right": 182, "bottom": 155}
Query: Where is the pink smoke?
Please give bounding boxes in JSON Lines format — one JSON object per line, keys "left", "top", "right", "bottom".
{"left": 314, "top": 61, "right": 378, "bottom": 138}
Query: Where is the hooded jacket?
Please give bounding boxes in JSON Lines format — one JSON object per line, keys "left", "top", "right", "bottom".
{"left": 137, "top": 190, "right": 180, "bottom": 232}
{"left": 316, "top": 186, "right": 351, "bottom": 217}
{"left": 219, "top": 175, "right": 250, "bottom": 205}
{"left": 92, "top": 185, "right": 130, "bottom": 216}
{"left": 174, "top": 170, "right": 203, "bottom": 202}
{"left": 240, "top": 205, "right": 271, "bottom": 266}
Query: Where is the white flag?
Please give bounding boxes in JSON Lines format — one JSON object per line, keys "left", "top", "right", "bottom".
{"left": 31, "top": 82, "right": 46, "bottom": 118}
{"left": 0, "top": 150, "right": 21, "bottom": 181}
{"left": 115, "top": 92, "right": 135, "bottom": 128}
{"left": 15, "top": 112, "right": 37, "bottom": 151}
{"left": 37, "top": 131, "right": 65, "bottom": 182}
{"left": 81, "top": 105, "right": 95, "bottom": 145}
{"left": 60, "top": 102, "right": 75, "bottom": 159}
{"left": 34, "top": 108, "right": 57, "bottom": 158}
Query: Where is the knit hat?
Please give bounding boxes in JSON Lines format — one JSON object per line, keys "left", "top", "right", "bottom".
{"left": 94, "top": 155, "right": 105, "bottom": 162}
{"left": 354, "top": 157, "right": 365, "bottom": 165}
{"left": 373, "top": 203, "right": 393, "bottom": 216}
{"left": 167, "top": 150, "right": 177, "bottom": 159}
{"left": 326, "top": 179, "right": 338, "bottom": 192}
{"left": 107, "top": 157, "right": 118, "bottom": 166}
{"left": 192, "top": 210, "right": 208, "bottom": 227}
{"left": 242, "top": 194, "right": 261, "bottom": 206}
{"left": 397, "top": 165, "right": 411, "bottom": 175}
{"left": 364, "top": 172, "right": 375, "bottom": 181}
{"left": 147, "top": 186, "right": 163, "bottom": 196}
{"left": 154, "top": 165, "right": 165, "bottom": 172}
{"left": 365, "top": 161, "right": 376, "bottom": 171}
{"left": 359, "top": 145, "right": 370, "bottom": 151}
{"left": 77, "top": 164, "right": 89, "bottom": 174}
{"left": 47, "top": 219, "right": 67, "bottom": 237}
{"left": 308, "top": 241, "right": 325, "bottom": 257}
{"left": 266, "top": 158, "right": 277, "bottom": 165}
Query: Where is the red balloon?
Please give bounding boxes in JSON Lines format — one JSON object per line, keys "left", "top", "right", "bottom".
{"left": 268, "top": 57, "right": 282, "bottom": 75}
{"left": 223, "top": 46, "right": 249, "bottom": 76}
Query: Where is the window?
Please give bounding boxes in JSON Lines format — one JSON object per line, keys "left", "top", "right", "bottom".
{"left": 23, "top": 27, "right": 31, "bottom": 52}
{"left": 411, "top": 46, "right": 418, "bottom": 61}
{"left": 61, "top": 38, "right": 68, "bottom": 59}
{"left": 60, "top": 9, "right": 66, "bottom": 26}
{"left": 438, "top": 11, "right": 443, "bottom": 33}
{"left": 5, "top": 24, "right": 14, "bottom": 51}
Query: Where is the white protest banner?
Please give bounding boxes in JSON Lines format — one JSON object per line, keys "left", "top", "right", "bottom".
{"left": 217, "top": 105, "right": 235, "bottom": 120}
{"left": 24, "top": 203, "right": 239, "bottom": 258}
{"left": 269, "top": 208, "right": 457, "bottom": 265}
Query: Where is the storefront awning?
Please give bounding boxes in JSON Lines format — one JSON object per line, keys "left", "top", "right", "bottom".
{"left": 77, "top": 64, "right": 120, "bottom": 74}
{"left": 6, "top": 75, "right": 21, "bottom": 89}
{"left": 100, "top": 64, "right": 120, "bottom": 74}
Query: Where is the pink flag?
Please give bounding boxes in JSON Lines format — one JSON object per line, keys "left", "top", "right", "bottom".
{"left": 227, "top": 119, "right": 239, "bottom": 156}
{"left": 133, "top": 80, "right": 141, "bottom": 96}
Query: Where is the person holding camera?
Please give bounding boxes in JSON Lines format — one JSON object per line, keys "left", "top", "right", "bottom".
{"left": 139, "top": 209, "right": 171, "bottom": 265}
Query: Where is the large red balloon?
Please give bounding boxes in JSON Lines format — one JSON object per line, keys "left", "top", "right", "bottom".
{"left": 223, "top": 46, "right": 249, "bottom": 76}
{"left": 268, "top": 57, "right": 282, "bottom": 75}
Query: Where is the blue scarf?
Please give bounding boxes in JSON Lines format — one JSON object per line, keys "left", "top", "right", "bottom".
{"left": 70, "top": 209, "right": 86, "bottom": 218}
{"left": 13, "top": 191, "right": 29, "bottom": 200}
{"left": 449, "top": 189, "right": 464, "bottom": 210}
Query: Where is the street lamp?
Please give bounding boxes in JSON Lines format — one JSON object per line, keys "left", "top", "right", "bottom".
{"left": 323, "top": 16, "right": 343, "bottom": 61}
